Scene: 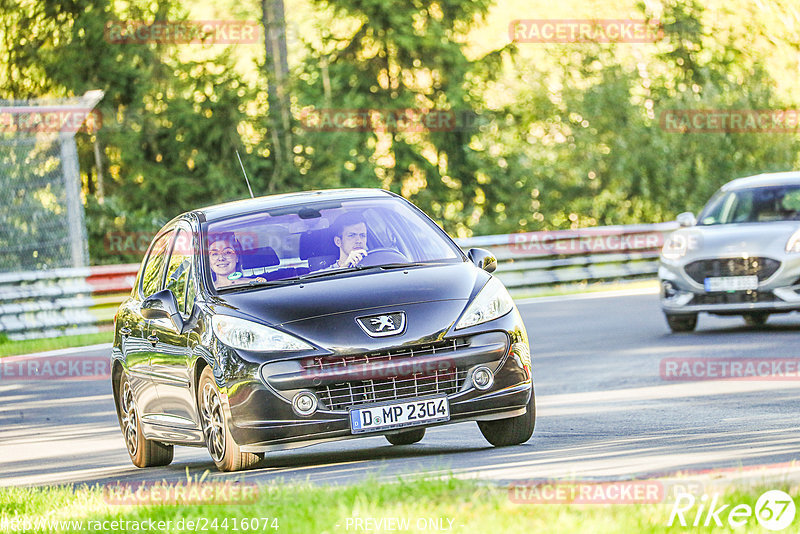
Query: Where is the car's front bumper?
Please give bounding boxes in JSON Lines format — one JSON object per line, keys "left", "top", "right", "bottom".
{"left": 659, "top": 255, "right": 800, "bottom": 315}
{"left": 215, "top": 311, "right": 532, "bottom": 451}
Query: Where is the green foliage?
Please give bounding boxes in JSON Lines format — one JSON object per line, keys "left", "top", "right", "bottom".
{"left": 2, "top": 0, "right": 800, "bottom": 259}
{"left": 467, "top": 0, "right": 800, "bottom": 234}
{"left": 1, "top": 0, "right": 264, "bottom": 266}
{"left": 292, "top": 0, "right": 503, "bottom": 236}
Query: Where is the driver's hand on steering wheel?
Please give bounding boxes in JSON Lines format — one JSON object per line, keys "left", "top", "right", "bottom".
{"left": 339, "top": 248, "right": 367, "bottom": 268}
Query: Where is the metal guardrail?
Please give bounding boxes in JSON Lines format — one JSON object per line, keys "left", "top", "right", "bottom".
{"left": 0, "top": 222, "right": 677, "bottom": 340}
{"left": 458, "top": 222, "right": 678, "bottom": 296}
{"left": 0, "top": 264, "right": 138, "bottom": 340}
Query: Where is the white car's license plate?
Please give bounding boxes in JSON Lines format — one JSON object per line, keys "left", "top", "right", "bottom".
{"left": 704, "top": 275, "right": 759, "bottom": 292}
{"left": 349, "top": 396, "right": 450, "bottom": 434}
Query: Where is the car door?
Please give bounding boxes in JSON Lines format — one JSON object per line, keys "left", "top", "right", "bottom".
{"left": 149, "top": 224, "right": 199, "bottom": 428}
{"left": 127, "top": 229, "right": 174, "bottom": 419}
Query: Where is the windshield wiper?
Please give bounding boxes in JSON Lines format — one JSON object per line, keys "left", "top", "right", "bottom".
{"left": 225, "top": 262, "right": 436, "bottom": 289}
{"left": 219, "top": 278, "right": 299, "bottom": 292}
{"left": 369, "top": 262, "right": 425, "bottom": 270}
{"left": 295, "top": 262, "right": 424, "bottom": 281}
{"left": 295, "top": 266, "right": 364, "bottom": 281}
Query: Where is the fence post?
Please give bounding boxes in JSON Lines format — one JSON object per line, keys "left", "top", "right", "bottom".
{"left": 60, "top": 134, "right": 88, "bottom": 268}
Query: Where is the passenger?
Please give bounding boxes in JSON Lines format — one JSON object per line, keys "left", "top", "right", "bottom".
{"left": 208, "top": 233, "right": 265, "bottom": 288}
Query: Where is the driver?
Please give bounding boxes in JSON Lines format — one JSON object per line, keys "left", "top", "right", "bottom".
{"left": 329, "top": 212, "right": 368, "bottom": 269}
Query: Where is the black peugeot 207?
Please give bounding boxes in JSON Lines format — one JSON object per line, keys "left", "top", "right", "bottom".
{"left": 112, "top": 189, "right": 534, "bottom": 472}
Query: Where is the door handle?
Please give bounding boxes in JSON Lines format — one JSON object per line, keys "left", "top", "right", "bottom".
{"left": 147, "top": 334, "right": 159, "bottom": 345}
{"left": 120, "top": 327, "right": 131, "bottom": 337}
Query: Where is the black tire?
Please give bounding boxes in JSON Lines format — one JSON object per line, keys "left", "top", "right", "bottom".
{"left": 666, "top": 313, "right": 698, "bottom": 333}
{"left": 743, "top": 313, "right": 769, "bottom": 327}
{"left": 477, "top": 387, "right": 535, "bottom": 447}
{"left": 198, "top": 367, "right": 262, "bottom": 472}
{"left": 117, "top": 373, "right": 173, "bottom": 468}
{"left": 385, "top": 428, "right": 425, "bottom": 446}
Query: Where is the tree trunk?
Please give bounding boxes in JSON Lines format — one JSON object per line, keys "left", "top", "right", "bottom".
{"left": 262, "top": 0, "right": 292, "bottom": 190}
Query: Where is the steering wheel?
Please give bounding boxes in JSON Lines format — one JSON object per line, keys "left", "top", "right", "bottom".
{"left": 358, "top": 247, "right": 408, "bottom": 267}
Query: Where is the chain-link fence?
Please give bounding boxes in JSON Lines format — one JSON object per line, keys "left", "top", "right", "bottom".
{"left": 0, "top": 91, "right": 103, "bottom": 273}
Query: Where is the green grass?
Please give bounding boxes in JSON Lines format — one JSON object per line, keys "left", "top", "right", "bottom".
{"left": 0, "top": 332, "right": 112, "bottom": 358}
{"left": 0, "top": 477, "right": 794, "bottom": 533}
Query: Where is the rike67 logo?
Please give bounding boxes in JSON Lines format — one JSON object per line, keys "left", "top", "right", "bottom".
{"left": 668, "top": 490, "right": 796, "bottom": 530}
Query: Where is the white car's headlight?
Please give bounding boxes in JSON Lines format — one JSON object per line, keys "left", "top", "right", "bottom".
{"left": 786, "top": 228, "right": 800, "bottom": 253}
{"left": 455, "top": 277, "right": 514, "bottom": 330}
{"left": 211, "top": 315, "right": 313, "bottom": 352}
{"left": 661, "top": 235, "right": 688, "bottom": 260}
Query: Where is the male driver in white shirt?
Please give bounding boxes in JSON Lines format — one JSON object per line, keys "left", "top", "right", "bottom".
{"left": 329, "top": 212, "right": 368, "bottom": 269}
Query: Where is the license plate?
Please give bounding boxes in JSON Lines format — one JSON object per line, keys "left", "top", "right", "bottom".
{"left": 349, "top": 396, "right": 450, "bottom": 434}
{"left": 704, "top": 276, "right": 759, "bottom": 292}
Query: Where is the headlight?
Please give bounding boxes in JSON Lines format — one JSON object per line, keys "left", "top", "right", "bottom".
{"left": 211, "top": 315, "right": 313, "bottom": 352}
{"left": 661, "top": 235, "right": 688, "bottom": 260}
{"left": 786, "top": 228, "right": 800, "bottom": 253}
{"left": 455, "top": 277, "right": 514, "bottom": 330}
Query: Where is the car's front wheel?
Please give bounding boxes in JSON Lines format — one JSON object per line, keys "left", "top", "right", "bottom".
{"left": 117, "top": 373, "right": 173, "bottom": 468}
{"left": 665, "top": 313, "right": 698, "bottom": 333}
{"left": 477, "top": 387, "right": 535, "bottom": 447}
{"left": 385, "top": 428, "right": 425, "bottom": 445}
{"left": 743, "top": 313, "right": 769, "bottom": 327}
{"left": 198, "top": 366, "right": 262, "bottom": 472}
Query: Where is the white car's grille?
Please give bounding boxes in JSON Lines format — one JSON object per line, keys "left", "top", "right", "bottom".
{"left": 684, "top": 257, "right": 780, "bottom": 285}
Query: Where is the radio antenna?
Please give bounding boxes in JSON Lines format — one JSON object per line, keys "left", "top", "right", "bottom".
{"left": 236, "top": 150, "right": 255, "bottom": 199}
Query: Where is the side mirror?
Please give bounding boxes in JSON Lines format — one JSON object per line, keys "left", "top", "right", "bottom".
{"left": 142, "top": 289, "right": 185, "bottom": 333}
{"left": 676, "top": 212, "right": 697, "bottom": 227}
{"left": 467, "top": 248, "right": 497, "bottom": 273}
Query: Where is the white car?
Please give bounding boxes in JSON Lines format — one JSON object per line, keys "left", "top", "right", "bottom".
{"left": 659, "top": 172, "right": 800, "bottom": 332}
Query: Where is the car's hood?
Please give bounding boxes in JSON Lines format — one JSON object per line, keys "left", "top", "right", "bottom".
{"left": 209, "top": 262, "right": 488, "bottom": 326}
{"left": 671, "top": 222, "right": 800, "bottom": 260}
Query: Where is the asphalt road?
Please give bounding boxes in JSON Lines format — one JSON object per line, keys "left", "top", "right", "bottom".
{"left": 3, "top": 290, "right": 800, "bottom": 488}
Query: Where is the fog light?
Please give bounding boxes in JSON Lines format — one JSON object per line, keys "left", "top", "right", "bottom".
{"left": 292, "top": 391, "right": 318, "bottom": 416}
{"left": 472, "top": 366, "right": 494, "bottom": 390}
{"left": 662, "top": 281, "right": 677, "bottom": 299}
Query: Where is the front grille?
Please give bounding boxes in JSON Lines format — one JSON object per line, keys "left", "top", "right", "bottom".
{"left": 684, "top": 257, "right": 780, "bottom": 284}
{"left": 691, "top": 291, "right": 777, "bottom": 305}
{"left": 302, "top": 338, "right": 472, "bottom": 411}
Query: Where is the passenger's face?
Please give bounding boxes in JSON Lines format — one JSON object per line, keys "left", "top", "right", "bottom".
{"left": 209, "top": 240, "right": 238, "bottom": 276}
{"left": 335, "top": 222, "right": 367, "bottom": 256}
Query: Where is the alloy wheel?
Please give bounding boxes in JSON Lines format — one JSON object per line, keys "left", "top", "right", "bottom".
{"left": 120, "top": 381, "right": 139, "bottom": 457}
{"left": 201, "top": 382, "right": 226, "bottom": 462}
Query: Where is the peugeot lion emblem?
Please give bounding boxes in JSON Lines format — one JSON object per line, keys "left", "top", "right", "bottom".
{"left": 356, "top": 312, "right": 406, "bottom": 337}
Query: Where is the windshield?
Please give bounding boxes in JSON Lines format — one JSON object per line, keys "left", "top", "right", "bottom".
{"left": 697, "top": 185, "right": 800, "bottom": 226}
{"left": 202, "top": 196, "right": 462, "bottom": 290}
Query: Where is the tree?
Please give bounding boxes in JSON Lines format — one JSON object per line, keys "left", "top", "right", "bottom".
{"left": 291, "top": 0, "right": 509, "bottom": 236}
